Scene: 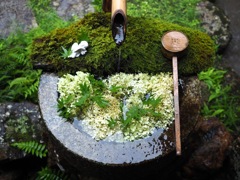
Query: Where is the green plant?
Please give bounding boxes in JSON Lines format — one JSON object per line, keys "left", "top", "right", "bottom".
{"left": 36, "top": 167, "right": 69, "bottom": 180}
{"left": 61, "top": 46, "right": 72, "bottom": 59}
{"left": 28, "top": 0, "right": 70, "bottom": 31}
{"left": 91, "top": 0, "right": 102, "bottom": 12}
{"left": 11, "top": 141, "right": 69, "bottom": 179}
{"left": 198, "top": 68, "right": 240, "bottom": 130}
{"left": 92, "top": 0, "right": 201, "bottom": 29}
{"left": 5, "top": 115, "right": 35, "bottom": 142}
{"left": 11, "top": 141, "right": 48, "bottom": 158}
{"left": 0, "top": 0, "right": 72, "bottom": 102}
{"left": 119, "top": 101, "right": 162, "bottom": 130}
{"left": 0, "top": 31, "right": 42, "bottom": 102}
{"left": 58, "top": 74, "right": 109, "bottom": 119}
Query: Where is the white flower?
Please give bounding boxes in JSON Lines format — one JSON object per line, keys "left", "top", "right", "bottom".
{"left": 79, "top": 41, "right": 88, "bottom": 48}
{"left": 68, "top": 41, "right": 89, "bottom": 58}
{"left": 58, "top": 71, "right": 174, "bottom": 142}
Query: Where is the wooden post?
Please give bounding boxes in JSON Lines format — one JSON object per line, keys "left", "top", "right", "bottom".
{"left": 102, "top": 0, "right": 112, "bottom": 12}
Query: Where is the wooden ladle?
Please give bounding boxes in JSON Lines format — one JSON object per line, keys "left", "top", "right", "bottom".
{"left": 161, "top": 31, "right": 189, "bottom": 155}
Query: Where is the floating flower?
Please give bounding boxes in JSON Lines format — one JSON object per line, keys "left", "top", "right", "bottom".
{"left": 68, "top": 41, "right": 89, "bottom": 58}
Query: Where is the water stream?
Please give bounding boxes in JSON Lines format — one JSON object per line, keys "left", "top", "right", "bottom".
{"left": 117, "top": 47, "right": 121, "bottom": 72}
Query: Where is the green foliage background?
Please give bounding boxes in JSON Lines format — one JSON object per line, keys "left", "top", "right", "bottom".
{"left": 198, "top": 68, "right": 240, "bottom": 131}
{"left": 93, "top": 0, "right": 201, "bottom": 28}
{"left": 0, "top": 0, "right": 71, "bottom": 102}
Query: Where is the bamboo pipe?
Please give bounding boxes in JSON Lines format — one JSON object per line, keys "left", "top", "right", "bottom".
{"left": 111, "top": 0, "right": 127, "bottom": 45}
{"left": 111, "top": 0, "right": 127, "bottom": 16}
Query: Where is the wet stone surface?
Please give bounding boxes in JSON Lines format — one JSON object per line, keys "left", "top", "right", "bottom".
{"left": 38, "top": 73, "right": 201, "bottom": 179}
{"left": 38, "top": 73, "right": 175, "bottom": 164}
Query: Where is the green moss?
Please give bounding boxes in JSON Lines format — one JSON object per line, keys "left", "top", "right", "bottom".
{"left": 30, "top": 12, "right": 216, "bottom": 76}
{"left": 5, "top": 115, "right": 34, "bottom": 142}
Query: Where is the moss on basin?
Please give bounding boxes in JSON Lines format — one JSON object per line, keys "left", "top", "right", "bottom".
{"left": 30, "top": 12, "right": 216, "bottom": 76}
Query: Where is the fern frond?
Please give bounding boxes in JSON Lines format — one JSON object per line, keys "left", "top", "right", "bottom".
{"left": 11, "top": 141, "right": 48, "bottom": 158}
{"left": 36, "top": 167, "right": 69, "bottom": 180}
{"left": 9, "top": 77, "right": 29, "bottom": 88}
{"left": 9, "top": 52, "right": 30, "bottom": 66}
{"left": 24, "top": 69, "right": 42, "bottom": 98}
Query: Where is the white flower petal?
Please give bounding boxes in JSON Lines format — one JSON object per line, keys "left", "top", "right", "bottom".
{"left": 71, "top": 42, "right": 80, "bottom": 52}
{"left": 75, "top": 52, "right": 81, "bottom": 57}
{"left": 79, "top": 41, "right": 88, "bottom": 48}
{"left": 80, "top": 49, "right": 87, "bottom": 55}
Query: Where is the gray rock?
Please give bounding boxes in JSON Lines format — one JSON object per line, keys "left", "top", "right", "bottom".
{"left": 51, "top": 0, "right": 95, "bottom": 21}
{"left": 0, "top": 0, "right": 37, "bottom": 38}
{"left": 0, "top": 102, "right": 44, "bottom": 161}
{"left": 229, "top": 137, "right": 240, "bottom": 180}
{"left": 196, "top": 1, "right": 231, "bottom": 53}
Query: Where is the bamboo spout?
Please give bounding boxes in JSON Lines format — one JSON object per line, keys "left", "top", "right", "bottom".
{"left": 111, "top": 0, "right": 127, "bottom": 45}
{"left": 103, "top": 0, "right": 127, "bottom": 45}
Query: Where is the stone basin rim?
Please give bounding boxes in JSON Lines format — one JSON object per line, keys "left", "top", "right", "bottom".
{"left": 38, "top": 73, "right": 177, "bottom": 165}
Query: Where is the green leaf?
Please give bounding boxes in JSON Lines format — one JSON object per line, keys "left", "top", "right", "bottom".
{"left": 9, "top": 77, "right": 28, "bottom": 88}
{"left": 57, "top": 95, "right": 74, "bottom": 118}
{"left": 88, "top": 75, "right": 106, "bottom": 91}
{"left": 143, "top": 96, "right": 161, "bottom": 109}
{"left": 80, "top": 83, "right": 91, "bottom": 95}
{"left": 109, "top": 85, "right": 123, "bottom": 93}
{"left": 107, "top": 118, "right": 117, "bottom": 129}
{"left": 75, "top": 94, "right": 90, "bottom": 107}
{"left": 61, "top": 46, "right": 72, "bottom": 59}
{"left": 11, "top": 141, "right": 48, "bottom": 158}
{"left": 212, "top": 109, "right": 224, "bottom": 116}
{"left": 92, "top": 95, "right": 109, "bottom": 108}
{"left": 122, "top": 105, "right": 147, "bottom": 128}
{"left": 74, "top": 83, "right": 91, "bottom": 107}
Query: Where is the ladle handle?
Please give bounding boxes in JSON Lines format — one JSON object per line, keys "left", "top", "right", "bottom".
{"left": 172, "top": 56, "right": 181, "bottom": 155}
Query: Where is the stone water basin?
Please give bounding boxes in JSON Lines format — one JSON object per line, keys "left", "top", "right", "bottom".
{"left": 38, "top": 73, "right": 200, "bottom": 179}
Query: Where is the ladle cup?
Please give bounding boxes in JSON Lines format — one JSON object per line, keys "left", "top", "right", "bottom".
{"left": 161, "top": 31, "right": 189, "bottom": 156}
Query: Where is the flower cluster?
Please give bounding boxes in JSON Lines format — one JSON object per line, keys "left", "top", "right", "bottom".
{"left": 68, "top": 41, "right": 88, "bottom": 58}
{"left": 58, "top": 71, "right": 174, "bottom": 142}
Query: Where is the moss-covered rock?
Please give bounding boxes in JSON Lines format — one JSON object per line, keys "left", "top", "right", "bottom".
{"left": 30, "top": 12, "right": 216, "bottom": 76}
